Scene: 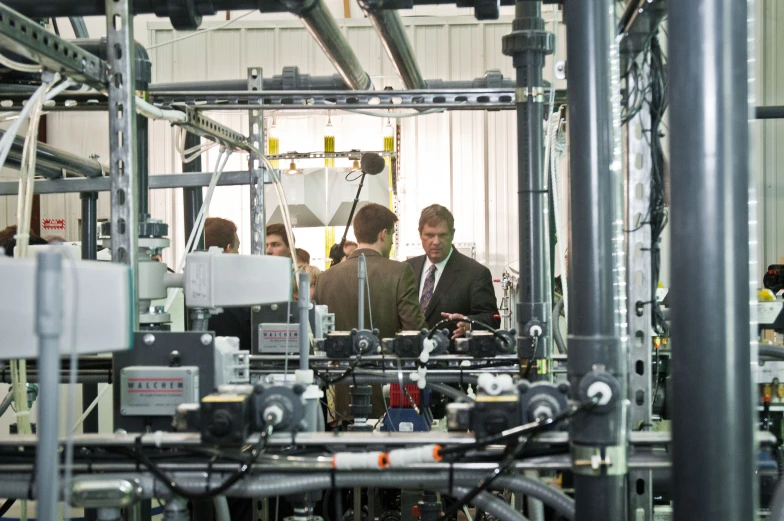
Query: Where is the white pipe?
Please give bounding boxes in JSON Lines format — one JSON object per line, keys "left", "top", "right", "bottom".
{"left": 135, "top": 97, "right": 187, "bottom": 122}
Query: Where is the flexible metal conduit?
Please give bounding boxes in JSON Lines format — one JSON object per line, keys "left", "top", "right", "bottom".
{"left": 0, "top": 472, "right": 573, "bottom": 520}
{"left": 281, "top": 0, "right": 373, "bottom": 90}
{"left": 357, "top": 2, "right": 426, "bottom": 89}
{"left": 0, "top": 130, "right": 105, "bottom": 178}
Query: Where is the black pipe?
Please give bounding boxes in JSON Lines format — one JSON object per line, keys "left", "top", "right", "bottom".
{"left": 150, "top": 67, "right": 350, "bottom": 92}
{"left": 137, "top": 115, "right": 149, "bottom": 218}
{"left": 502, "top": 2, "right": 553, "bottom": 378}
{"left": 182, "top": 132, "right": 205, "bottom": 252}
{"left": 669, "top": 0, "right": 754, "bottom": 520}
{"left": 564, "top": 0, "right": 627, "bottom": 519}
{"left": 80, "top": 191, "right": 98, "bottom": 260}
{"left": 755, "top": 106, "right": 784, "bottom": 119}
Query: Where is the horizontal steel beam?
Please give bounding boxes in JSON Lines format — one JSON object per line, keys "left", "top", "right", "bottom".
{"left": 177, "top": 108, "right": 251, "bottom": 151}
{"left": 153, "top": 88, "right": 518, "bottom": 110}
{"left": 0, "top": 88, "right": 568, "bottom": 112}
{"left": 268, "top": 150, "right": 394, "bottom": 160}
{"left": 0, "top": 429, "right": 774, "bottom": 450}
{"left": 0, "top": 4, "right": 106, "bottom": 89}
{"left": 0, "top": 170, "right": 253, "bottom": 196}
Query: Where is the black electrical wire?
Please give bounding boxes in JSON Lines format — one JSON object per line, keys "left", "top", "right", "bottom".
{"left": 522, "top": 335, "right": 539, "bottom": 380}
{"left": 315, "top": 353, "right": 364, "bottom": 386}
{"left": 439, "top": 393, "right": 602, "bottom": 457}
{"left": 436, "top": 394, "right": 601, "bottom": 521}
{"left": 109, "top": 424, "right": 273, "bottom": 500}
{"left": 0, "top": 498, "right": 15, "bottom": 518}
{"left": 427, "top": 318, "right": 509, "bottom": 346}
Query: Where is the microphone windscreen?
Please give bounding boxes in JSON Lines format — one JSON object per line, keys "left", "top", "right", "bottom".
{"left": 360, "top": 152, "right": 386, "bottom": 175}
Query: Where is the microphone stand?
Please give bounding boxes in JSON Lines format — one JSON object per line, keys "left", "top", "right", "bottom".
{"left": 338, "top": 171, "right": 367, "bottom": 251}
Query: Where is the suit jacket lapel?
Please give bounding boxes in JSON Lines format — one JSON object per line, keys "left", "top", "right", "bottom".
{"left": 425, "top": 252, "right": 461, "bottom": 320}
{"left": 411, "top": 255, "right": 426, "bottom": 284}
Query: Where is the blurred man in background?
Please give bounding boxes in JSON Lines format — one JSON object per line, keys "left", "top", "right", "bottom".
{"left": 205, "top": 217, "right": 251, "bottom": 349}
{"left": 266, "top": 222, "right": 291, "bottom": 257}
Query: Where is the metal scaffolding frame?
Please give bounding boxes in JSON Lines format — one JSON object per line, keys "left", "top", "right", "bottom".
{"left": 0, "top": 0, "right": 759, "bottom": 519}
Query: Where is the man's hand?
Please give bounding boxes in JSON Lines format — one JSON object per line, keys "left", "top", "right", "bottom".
{"left": 441, "top": 312, "right": 470, "bottom": 340}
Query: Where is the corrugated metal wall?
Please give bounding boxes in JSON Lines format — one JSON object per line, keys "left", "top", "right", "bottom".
{"left": 1, "top": 14, "right": 567, "bottom": 285}
{"left": 760, "top": 0, "right": 783, "bottom": 272}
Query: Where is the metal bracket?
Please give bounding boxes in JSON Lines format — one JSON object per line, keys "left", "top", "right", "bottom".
{"left": 571, "top": 444, "right": 628, "bottom": 476}
{"left": 0, "top": 4, "right": 107, "bottom": 89}
{"left": 515, "top": 87, "right": 545, "bottom": 103}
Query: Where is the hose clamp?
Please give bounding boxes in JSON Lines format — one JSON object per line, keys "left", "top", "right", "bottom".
{"left": 571, "top": 444, "right": 628, "bottom": 476}
{"left": 515, "top": 87, "right": 545, "bottom": 103}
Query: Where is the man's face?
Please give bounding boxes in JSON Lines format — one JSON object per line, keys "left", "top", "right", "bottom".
{"left": 380, "top": 228, "right": 394, "bottom": 258}
{"left": 226, "top": 233, "right": 240, "bottom": 254}
{"left": 343, "top": 244, "right": 357, "bottom": 256}
{"left": 420, "top": 220, "right": 453, "bottom": 264}
{"left": 266, "top": 234, "right": 290, "bottom": 257}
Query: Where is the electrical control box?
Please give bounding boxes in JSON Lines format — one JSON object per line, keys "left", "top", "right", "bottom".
{"left": 214, "top": 337, "right": 250, "bottom": 386}
{"left": 257, "top": 323, "right": 299, "bottom": 354}
{"left": 119, "top": 366, "right": 199, "bottom": 416}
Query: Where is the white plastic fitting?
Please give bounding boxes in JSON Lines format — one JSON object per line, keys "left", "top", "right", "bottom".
{"left": 387, "top": 445, "right": 442, "bottom": 468}
{"left": 586, "top": 381, "right": 613, "bottom": 406}
{"left": 332, "top": 452, "right": 386, "bottom": 470}
{"left": 477, "top": 374, "right": 515, "bottom": 396}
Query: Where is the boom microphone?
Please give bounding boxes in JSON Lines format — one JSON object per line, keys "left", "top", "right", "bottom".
{"left": 360, "top": 152, "right": 386, "bottom": 175}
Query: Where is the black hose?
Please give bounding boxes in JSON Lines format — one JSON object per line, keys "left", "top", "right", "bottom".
{"left": 760, "top": 345, "right": 784, "bottom": 360}
{"left": 552, "top": 299, "right": 566, "bottom": 355}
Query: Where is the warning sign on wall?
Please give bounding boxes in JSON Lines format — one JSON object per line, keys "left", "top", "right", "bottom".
{"left": 42, "top": 218, "right": 65, "bottom": 231}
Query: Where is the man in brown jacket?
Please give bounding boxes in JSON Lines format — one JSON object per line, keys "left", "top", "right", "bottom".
{"left": 314, "top": 203, "right": 426, "bottom": 339}
{"left": 314, "top": 203, "right": 426, "bottom": 422}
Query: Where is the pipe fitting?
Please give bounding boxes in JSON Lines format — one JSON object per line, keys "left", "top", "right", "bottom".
{"left": 576, "top": 367, "right": 621, "bottom": 414}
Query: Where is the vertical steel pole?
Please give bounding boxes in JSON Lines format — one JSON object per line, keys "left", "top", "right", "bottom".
{"left": 248, "top": 67, "right": 266, "bottom": 255}
{"left": 502, "top": 1, "right": 554, "bottom": 380}
{"left": 106, "top": 0, "right": 139, "bottom": 329}
{"left": 669, "top": 0, "right": 754, "bottom": 520}
{"left": 565, "top": 0, "right": 628, "bottom": 519}
{"left": 625, "top": 59, "right": 653, "bottom": 521}
{"left": 35, "top": 250, "right": 63, "bottom": 521}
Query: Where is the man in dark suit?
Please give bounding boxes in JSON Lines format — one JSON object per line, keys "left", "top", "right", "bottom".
{"left": 406, "top": 204, "right": 500, "bottom": 340}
